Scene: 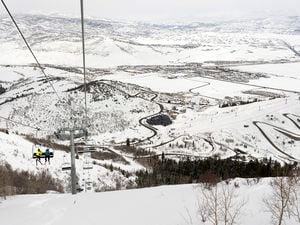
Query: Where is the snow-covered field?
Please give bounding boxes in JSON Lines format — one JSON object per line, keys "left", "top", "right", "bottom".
{"left": 233, "top": 62, "right": 300, "bottom": 79}
{"left": 1, "top": 178, "right": 299, "bottom": 225}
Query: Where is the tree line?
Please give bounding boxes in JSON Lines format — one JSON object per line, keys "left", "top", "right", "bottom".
{"left": 0, "top": 162, "right": 63, "bottom": 199}
{"left": 136, "top": 156, "right": 297, "bottom": 188}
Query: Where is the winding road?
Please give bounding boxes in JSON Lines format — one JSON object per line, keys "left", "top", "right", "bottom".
{"left": 253, "top": 118, "right": 300, "bottom": 162}
{"left": 135, "top": 91, "right": 164, "bottom": 144}
{"left": 186, "top": 78, "right": 221, "bottom": 102}
{"left": 99, "top": 72, "right": 300, "bottom": 163}
{"left": 283, "top": 113, "right": 300, "bottom": 130}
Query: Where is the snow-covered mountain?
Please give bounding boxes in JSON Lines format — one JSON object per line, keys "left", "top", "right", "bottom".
{"left": 1, "top": 14, "right": 300, "bottom": 67}
{"left": 0, "top": 14, "right": 300, "bottom": 193}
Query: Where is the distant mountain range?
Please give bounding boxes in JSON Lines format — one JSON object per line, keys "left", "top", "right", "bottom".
{"left": 0, "top": 14, "right": 299, "bottom": 67}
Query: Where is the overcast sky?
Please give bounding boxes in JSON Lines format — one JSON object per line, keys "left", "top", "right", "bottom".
{"left": 1, "top": 0, "right": 300, "bottom": 21}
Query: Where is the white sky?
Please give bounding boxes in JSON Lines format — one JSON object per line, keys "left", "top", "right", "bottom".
{"left": 0, "top": 0, "right": 300, "bottom": 22}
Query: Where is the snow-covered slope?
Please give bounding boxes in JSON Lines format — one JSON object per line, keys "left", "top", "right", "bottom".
{"left": 0, "top": 65, "right": 158, "bottom": 141}
{"left": 0, "top": 130, "right": 141, "bottom": 192}
{"left": 0, "top": 178, "right": 298, "bottom": 225}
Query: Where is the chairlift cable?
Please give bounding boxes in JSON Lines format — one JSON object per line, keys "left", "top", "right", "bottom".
{"left": 1, "top": 0, "right": 63, "bottom": 103}
{"left": 0, "top": 115, "right": 41, "bottom": 131}
{"left": 1, "top": 0, "right": 90, "bottom": 147}
{"left": 0, "top": 115, "right": 54, "bottom": 132}
{"left": 1, "top": 0, "right": 79, "bottom": 131}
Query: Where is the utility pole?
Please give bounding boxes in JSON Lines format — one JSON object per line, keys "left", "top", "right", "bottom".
{"left": 80, "top": 0, "right": 88, "bottom": 141}
{"left": 70, "top": 129, "right": 77, "bottom": 195}
{"left": 57, "top": 126, "right": 86, "bottom": 194}
{"left": 80, "top": 0, "right": 92, "bottom": 192}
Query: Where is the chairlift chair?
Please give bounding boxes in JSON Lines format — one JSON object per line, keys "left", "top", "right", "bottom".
{"left": 86, "top": 186, "right": 92, "bottom": 191}
{"left": 56, "top": 128, "right": 86, "bottom": 141}
{"left": 32, "top": 146, "right": 54, "bottom": 159}
{"left": 32, "top": 130, "right": 55, "bottom": 159}
{"left": 85, "top": 178, "right": 93, "bottom": 191}
{"left": 83, "top": 164, "right": 93, "bottom": 170}
{"left": 61, "top": 155, "right": 71, "bottom": 171}
{"left": 77, "top": 145, "right": 97, "bottom": 154}
{"left": 83, "top": 158, "right": 93, "bottom": 170}
{"left": 61, "top": 162, "right": 72, "bottom": 171}
{"left": 85, "top": 180, "right": 92, "bottom": 185}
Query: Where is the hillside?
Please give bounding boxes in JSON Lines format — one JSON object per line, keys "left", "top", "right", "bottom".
{"left": 0, "top": 14, "right": 300, "bottom": 193}
{"left": 1, "top": 178, "right": 300, "bottom": 225}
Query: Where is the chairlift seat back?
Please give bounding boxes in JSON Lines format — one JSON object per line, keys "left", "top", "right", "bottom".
{"left": 77, "top": 146, "right": 96, "bottom": 154}
{"left": 32, "top": 152, "right": 54, "bottom": 159}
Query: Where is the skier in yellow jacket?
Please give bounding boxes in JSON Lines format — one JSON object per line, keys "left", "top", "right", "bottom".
{"left": 35, "top": 149, "right": 43, "bottom": 166}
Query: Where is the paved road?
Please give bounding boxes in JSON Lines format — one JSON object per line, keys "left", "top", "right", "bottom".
{"left": 283, "top": 113, "right": 300, "bottom": 129}
{"left": 136, "top": 92, "right": 164, "bottom": 143}
{"left": 282, "top": 40, "right": 300, "bottom": 58}
{"left": 186, "top": 78, "right": 221, "bottom": 102}
{"left": 132, "top": 152, "right": 214, "bottom": 160}
{"left": 115, "top": 90, "right": 164, "bottom": 145}
{"left": 253, "top": 121, "right": 299, "bottom": 162}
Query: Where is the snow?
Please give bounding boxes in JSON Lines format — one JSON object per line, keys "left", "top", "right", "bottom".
{"left": 0, "top": 131, "right": 141, "bottom": 192}
{"left": 101, "top": 72, "right": 252, "bottom": 99}
{"left": 1, "top": 15, "right": 300, "bottom": 67}
{"left": 249, "top": 76, "right": 300, "bottom": 93}
{"left": 102, "top": 72, "right": 202, "bottom": 93}
{"left": 1, "top": 178, "right": 299, "bottom": 225}
{"left": 1, "top": 15, "right": 300, "bottom": 220}
{"left": 1, "top": 61, "right": 300, "bottom": 166}
{"left": 0, "top": 66, "right": 42, "bottom": 83}
{"left": 233, "top": 62, "right": 300, "bottom": 79}
{"left": 228, "top": 62, "right": 300, "bottom": 92}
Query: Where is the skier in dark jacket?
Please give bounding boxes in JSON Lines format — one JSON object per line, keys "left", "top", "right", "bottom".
{"left": 45, "top": 148, "right": 51, "bottom": 165}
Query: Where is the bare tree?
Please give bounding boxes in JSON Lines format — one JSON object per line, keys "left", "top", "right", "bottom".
{"left": 198, "top": 197, "right": 210, "bottom": 223}
{"left": 291, "top": 186, "right": 300, "bottom": 223}
{"left": 264, "top": 177, "right": 298, "bottom": 225}
{"left": 201, "top": 184, "right": 219, "bottom": 225}
{"left": 181, "top": 207, "right": 194, "bottom": 225}
{"left": 199, "top": 182, "right": 246, "bottom": 225}
{"left": 219, "top": 185, "right": 245, "bottom": 225}
{"left": 288, "top": 175, "right": 300, "bottom": 223}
